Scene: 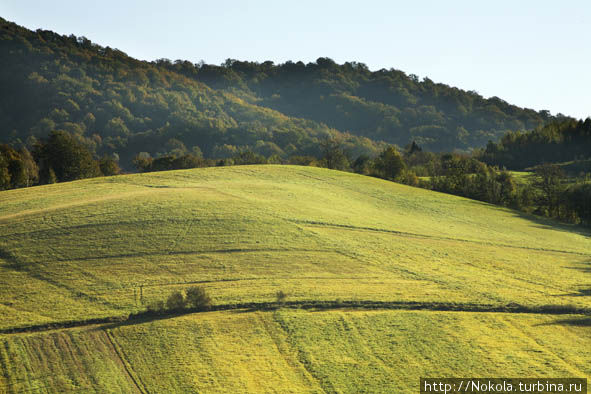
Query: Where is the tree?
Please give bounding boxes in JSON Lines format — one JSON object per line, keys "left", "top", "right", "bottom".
{"left": 0, "top": 155, "right": 10, "bottom": 190}
{"left": 7, "top": 158, "right": 26, "bottom": 187}
{"left": 374, "top": 146, "right": 405, "bottom": 179}
{"left": 319, "top": 137, "right": 349, "bottom": 170}
{"left": 99, "top": 155, "right": 121, "bottom": 176}
{"left": 18, "top": 147, "right": 39, "bottom": 186}
{"left": 352, "top": 154, "right": 372, "bottom": 175}
{"left": 46, "top": 167, "right": 57, "bottom": 184}
{"left": 565, "top": 183, "right": 591, "bottom": 226}
{"left": 165, "top": 291, "right": 187, "bottom": 311}
{"left": 185, "top": 286, "right": 212, "bottom": 310}
{"left": 0, "top": 145, "right": 20, "bottom": 188}
{"left": 147, "top": 300, "right": 165, "bottom": 314}
{"left": 495, "top": 170, "right": 516, "bottom": 206}
{"left": 172, "top": 154, "right": 206, "bottom": 169}
{"left": 38, "top": 130, "right": 100, "bottom": 182}
{"left": 534, "top": 164, "right": 565, "bottom": 217}
{"left": 232, "top": 151, "right": 267, "bottom": 165}
{"left": 405, "top": 140, "right": 422, "bottom": 155}
{"left": 133, "top": 152, "right": 153, "bottom": 172}
{"left": 0, "top": 144, "right": 39, "bottom": 189}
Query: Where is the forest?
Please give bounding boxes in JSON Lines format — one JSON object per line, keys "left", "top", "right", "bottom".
{"left": 0, "top": 17, "right": 565, "bottom": 169}
{"left": 478, "top": 118, "right": 591, "bottom": 171}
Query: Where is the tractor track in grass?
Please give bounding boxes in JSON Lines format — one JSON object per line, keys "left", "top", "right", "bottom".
{"left": 1, "top": 300, "right": 589, "bottom": 336}
{"left": 17, "top": 247, "right": 340, "bottom": 263}
{"left": 104, "top": 329, "right": 149, "bottom": 394}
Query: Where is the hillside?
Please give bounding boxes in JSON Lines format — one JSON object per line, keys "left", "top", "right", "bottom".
{"left": 0, "top": 18, "right": 382, "bottom": 168}
{"left": 1, "top": 166, "right": 590, "bottom": 392}
{"left": 0, "top": 17, "right": 562, "bottom": 171}
{"left": 177, "top": 59, "right": 560, "bottom": 151}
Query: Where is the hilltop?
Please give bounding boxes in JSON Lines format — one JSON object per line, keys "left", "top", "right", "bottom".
{"left": 0, "top": 165, "right": 589, "bottom": 392}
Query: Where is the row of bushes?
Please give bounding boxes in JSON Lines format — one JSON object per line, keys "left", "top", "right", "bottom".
{"left": 147, "top": 286, "right": 212, "bottom": 313}
{"left": 144, "top": 288, "right": 290, "bottom": 315}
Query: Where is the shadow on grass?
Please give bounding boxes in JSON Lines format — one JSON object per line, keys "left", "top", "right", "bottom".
{"left": 567, "top": 260, "right": 591, "bottom": 274}
{"left": 541, "top": 316, "right": 591, "bottom": 327}
{"left": 463, "top": 195, "right": 591, "bottom": 240}
{"left": 507, "top": 208, "right": 591, "bottom": 240}
{"left": 559, "top": 287, "right": 591, "bottom": 297}
{"left": 0, "top": 246, "right": 28, "bottom": 271}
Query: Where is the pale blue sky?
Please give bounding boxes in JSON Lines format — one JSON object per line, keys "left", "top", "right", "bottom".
{"left": 2, "top": 1, "right": 589, "bottom": 119}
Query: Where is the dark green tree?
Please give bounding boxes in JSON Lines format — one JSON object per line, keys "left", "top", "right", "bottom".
{"left": 534, "top": 164, "right": 565, "bottom": 217}
{"left": 37, "top": 131, "right": 101, "bottom": 183}
{"left": 352, "top": 154, "right": 372, "bottom": 175}
{"left": 0, "top": 155, "right": 10, "bottom": 190}
{"left": 565, "top": 183, "right": 591, "bottom": 225}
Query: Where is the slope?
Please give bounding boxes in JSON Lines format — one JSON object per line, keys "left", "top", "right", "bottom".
{"left": 0, "top": 166, "right": 590, "bottom": 392}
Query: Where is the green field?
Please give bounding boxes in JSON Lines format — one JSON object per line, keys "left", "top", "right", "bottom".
{"left": 1, "top": 165, "right": 590, "bottom": 392}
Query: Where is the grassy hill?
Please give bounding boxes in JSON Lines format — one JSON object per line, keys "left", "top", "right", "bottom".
{"left": 1, "top": 165, "right": 590, "bottom": 392}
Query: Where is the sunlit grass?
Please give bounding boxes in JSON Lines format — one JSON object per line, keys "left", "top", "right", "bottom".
{"left": 0, "top": 165, "right": 589, "bottom": 392}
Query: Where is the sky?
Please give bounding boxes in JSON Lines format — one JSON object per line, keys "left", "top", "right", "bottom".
{"left": 2, "top": 0, "right": 590, "bottom": 119}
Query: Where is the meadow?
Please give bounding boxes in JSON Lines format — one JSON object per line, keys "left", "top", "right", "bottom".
{"left": 0, "top": 165, "right": 589, "bottom": 392}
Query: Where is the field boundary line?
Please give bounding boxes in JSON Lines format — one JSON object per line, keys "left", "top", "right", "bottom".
{"left": 2, "top": 300, "right": 589, "bottom": 336}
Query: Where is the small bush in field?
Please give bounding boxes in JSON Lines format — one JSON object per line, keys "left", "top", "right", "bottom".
{"left": 165, "top": 291, "right": 187, "bottom": 311}
{"left": 146, "top": 300, "right": 165, "bottom": 314}
{"left": 186, "top": 286, "right": 212, "bottom": 310}
{"left": 276, "top": 290, "right": 287, "bottom": 303}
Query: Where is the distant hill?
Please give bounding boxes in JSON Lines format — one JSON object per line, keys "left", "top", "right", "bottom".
{"left": 0, "top": 18, "right": 565, "bottom": 168}
{"left": 177, "top": 58, "right": 563, "bottom": 151}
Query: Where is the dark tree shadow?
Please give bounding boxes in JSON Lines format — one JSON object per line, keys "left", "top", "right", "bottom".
{"left": 462, "top": 197, "right": 591, "bottom": 239}
{"left": 0, "top": 246, "right": 24, "bottom": 271}
{"left": 543, "top": 317, "right": 591, "bottom": 327}
{"left": 507, "top": 209, "right": 591, "bottom": 239}
{"left": 567, "top": 260, "right": 591, "bottom": 274}
{"left": 560, "top": 288, "right": 591, "bottom": 297}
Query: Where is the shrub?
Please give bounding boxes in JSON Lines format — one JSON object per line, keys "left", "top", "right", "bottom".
{"left": 186, "top": 286, "right": 212, "bottom": 310}
{"left": 276, "top": 290, "right": 287, "bottom": 303}
{"left": 165, "top": 291, "right": 187, "bottom": 311}
{"left": 146, "top": 300, "right": 165, "bottom": 314}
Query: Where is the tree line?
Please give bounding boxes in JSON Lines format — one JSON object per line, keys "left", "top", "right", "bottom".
{"left": 0, "top": 130, "right": 119, "bottom": 188}
{"left": 2, "top": 130, "right": 589, "bottom": 227}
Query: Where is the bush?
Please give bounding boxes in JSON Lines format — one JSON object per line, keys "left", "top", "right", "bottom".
{"left": 276, "top": 290, "right": 287, "bottom": 303}
{"left": 186, "top": 286, "right": 212, "bottom": 310}
{"left": 165, "top": 291, "right": 187, "bottom": 311}
{"left": 146, "top": 300, "right": 165, "bottom": 314}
